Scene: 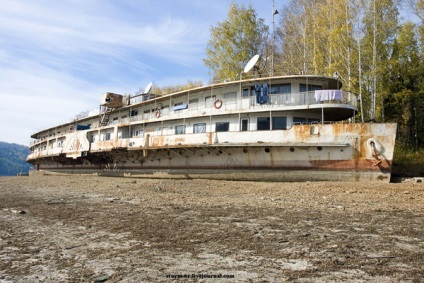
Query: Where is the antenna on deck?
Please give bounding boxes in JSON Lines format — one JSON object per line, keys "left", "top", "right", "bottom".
{"left": 244, "top": 54, "right": 261, "bottom": 75}
{"left": 144, "top": 82, "right": 153, "bottom": 94}
{"left": 243, "top": 54, "right": 268, "bottom": 77}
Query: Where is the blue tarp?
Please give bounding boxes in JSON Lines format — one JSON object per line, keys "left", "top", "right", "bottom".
{"left": 172, "top": 104, "right": 188, "bottom": 111}
{"left": 255, "top": 84, "right": 269, "bottom": 104}
{"left": 76, "top": 125, "right": 90, "bottom": 130}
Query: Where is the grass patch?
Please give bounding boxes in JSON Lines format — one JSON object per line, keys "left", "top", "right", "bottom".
{"left": 392, "top": 142, "right": 424, "bottom": 177}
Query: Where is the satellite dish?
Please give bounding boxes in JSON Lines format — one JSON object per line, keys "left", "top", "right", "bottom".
{"left": 244, "top": 54, "right": 260, "bottom": 73}
{"left": 144, "top": 82, "right": 152, "bottom": 94}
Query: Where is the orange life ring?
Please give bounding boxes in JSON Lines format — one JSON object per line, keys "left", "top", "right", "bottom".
{"left": 155, "top": 110, "right": 161, "bottom": 118}
{"left": 214, "top": 99, "right": 223, "bottom": 109}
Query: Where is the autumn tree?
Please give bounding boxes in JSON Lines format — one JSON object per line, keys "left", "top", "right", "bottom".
{"left": 360, "top": 0, "right": 399, "bottom": 121}
{"left": 276, "top": 0, "right": 357, "bottom": 81}
{"left": 151, "top": 80, "right": 204, "bottom": 95}
{"left": 275, "top": 0, "right": 423, "bottom": 153}
{"left": 203, "top": 3, "right": 269, "bottom": 81}
{"left": 276, "top": 0, "right": 311, "bottom": 75}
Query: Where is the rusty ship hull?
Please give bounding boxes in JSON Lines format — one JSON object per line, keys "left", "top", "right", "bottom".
{"left": 27, "top": 75, "right": 397, "bottom": 182}
{"left": 27, "top": 121, "right": 397, "bottom": 182}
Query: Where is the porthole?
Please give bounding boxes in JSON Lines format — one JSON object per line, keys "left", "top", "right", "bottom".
{"left": 290, "top": 147, "right": 295, "bottom": 152}
{"left": 317, "top": 146, "right": 323, "bottom": 151}
{"left": 243, "top": 148, "right": 248, "bottom": 153}
{"left": 265, "top": 147, "right": 270, "bottom": 153}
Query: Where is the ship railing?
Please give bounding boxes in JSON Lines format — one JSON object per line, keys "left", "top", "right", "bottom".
{"left": 262, "top": 91, "right": 357, "bottom": 107}
{"left": 114, "top": 90, "right": 356, "bottom": 125}
{"left": 146, "top": 90, "right": 356, "bottom": 120}
{"left": 288, "top": 120, "right": 353, "bottom": 129}
{"left": 29, "top": 91, "right": 357, "bottom": 142}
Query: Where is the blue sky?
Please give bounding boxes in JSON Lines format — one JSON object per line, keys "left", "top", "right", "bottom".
{"left": 0, "top": 0, "right": 414, "bottom": 146}
{"left": 0, "top": 0, "right": 287, "bottom": 145}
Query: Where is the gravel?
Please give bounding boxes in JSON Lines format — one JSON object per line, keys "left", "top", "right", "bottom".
{"left": 1, "top": 175, "right": 423, "bottom": 282}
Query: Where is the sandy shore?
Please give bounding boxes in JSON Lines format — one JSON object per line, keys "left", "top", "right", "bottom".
{"left": 1, "top": 175, "right": 423, "bottom": 282}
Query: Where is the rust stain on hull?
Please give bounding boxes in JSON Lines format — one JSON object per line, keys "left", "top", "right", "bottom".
{"left": 29, "top": 123, "right": 397, "bottom": 182}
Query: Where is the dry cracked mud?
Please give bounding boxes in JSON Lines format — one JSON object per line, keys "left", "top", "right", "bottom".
{"left": 0, "top": 174, "right": 423, "bottom": 282}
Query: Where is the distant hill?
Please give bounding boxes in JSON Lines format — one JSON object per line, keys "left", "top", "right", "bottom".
{"left": 0, "top": 141, "right": 33, "bottom": 176}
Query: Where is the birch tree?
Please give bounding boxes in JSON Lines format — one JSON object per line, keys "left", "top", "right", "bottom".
{"left": 203, "top": 3, "right": 269, "bottom": 81}
{"left": 276, "top": 0, "right": 314, "bottom": 75}
{"left": 361, "top": 0, "right": 399, "bottom": 121}
{"left": 277, "top": 0, "right": 357, "bottom": 80}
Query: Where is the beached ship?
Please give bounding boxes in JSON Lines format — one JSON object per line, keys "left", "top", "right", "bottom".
{"left": 26, "top": 67, "right": 397, "bottom": 182}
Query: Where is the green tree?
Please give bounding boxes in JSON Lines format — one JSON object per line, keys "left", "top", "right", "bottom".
{"left": 382, "top": 22, "right": 424, "bottom": 150}
{"left": 203, "top": 3, "right": 269, "bottom": 81}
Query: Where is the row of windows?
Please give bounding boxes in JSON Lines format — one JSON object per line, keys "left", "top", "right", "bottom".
{"left": 129, "top": 96, "right": 218, "bottom": 117}
{"left": 95, "top": 118, "right": 291, "bottom": 138}
{"left": 91, "top": 133, "right": 112, "bottom": 141}
{"left": 124, "top": 83, "right": 323, "bottom": 118}
{"left": 174, "top": 117, "right": 289, "bottom": 135}
{"left": 35, "top": 115, "right": 319, "bottom": 150}
{"left": 241, "top": 83, "right": 322, "bottom": 97}
{"left": 242, "top": 83, "right": 293, "bottom": 97}
{"left": 99, "top": 116, "right": 319, "bottom": 138}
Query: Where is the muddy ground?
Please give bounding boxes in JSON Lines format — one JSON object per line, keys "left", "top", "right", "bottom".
{"left": 0, "top": 174, "right": 423, "bottom": 282}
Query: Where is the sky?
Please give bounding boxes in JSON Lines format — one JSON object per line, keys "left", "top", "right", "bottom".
{"left": 0, "top": 0, "right": 414, "bottom": 146}
{"left": 0, "top": 0, "right": 288, "bottom": 146}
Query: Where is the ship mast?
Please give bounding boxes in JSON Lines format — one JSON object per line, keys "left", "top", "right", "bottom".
{"left": 271, "top": 0, "right": 279, "bottom": 76}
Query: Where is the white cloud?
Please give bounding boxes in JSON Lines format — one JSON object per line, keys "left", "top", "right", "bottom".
{"left": 0, "top": 0, "right": 208, "bottom": 64}
{"left": 0, "top": 0, "right": 282, "bottom": 145}
{"left": 0, "top": 59, "right": 103, "bottom": 144}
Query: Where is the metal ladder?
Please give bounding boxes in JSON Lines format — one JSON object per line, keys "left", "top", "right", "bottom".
{"left": 99, "top": 107, "right": 114, "bottom": 126}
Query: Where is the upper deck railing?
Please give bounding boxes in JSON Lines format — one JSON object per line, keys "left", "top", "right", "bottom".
{"left": 123, "top": 90, "right": 357, "bottom": 124}
{"left": 29, "top": 90, "right": 357, "bottom": 146}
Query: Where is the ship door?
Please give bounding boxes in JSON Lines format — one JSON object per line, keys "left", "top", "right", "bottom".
{"left": 240, "top": 118, "right": 249, "bottom": 131}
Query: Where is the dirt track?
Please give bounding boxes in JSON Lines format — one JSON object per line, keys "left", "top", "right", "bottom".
{"left": 1, "top": 174, "right": 423, "bottom": 282}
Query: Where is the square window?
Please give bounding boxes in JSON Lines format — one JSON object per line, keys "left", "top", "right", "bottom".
{"left": 257, "top": 117, "right": 270, "bottom": 130}
{"left": 241, "top": 119, "right": 249, "bottom": 131}
{"left": 294, "top": 117, "right": 307, "bottom": 124}
{"left": 193, "top": 123, "right": 206, "bottom": 133}
{"left": 272, "top": 117, "right": 287, "bottom": 130}
{"left": 131, "top": 130, "right": 140, "bottom": 138}
{"left": 205, "top": 96, "right": 216, "bottom": 107}
{"left": 216, "top": 122, "right": 229, "bottom": 132}
{"left": 175, "top": 125, "right": 186, "bottom": 135}
{"left": 300, "top": 84, "right": 322, "bottom": 92}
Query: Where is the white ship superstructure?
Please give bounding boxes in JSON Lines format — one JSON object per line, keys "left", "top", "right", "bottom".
{"left": 27, "top": 75, "right": 397, "bottom": 182}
